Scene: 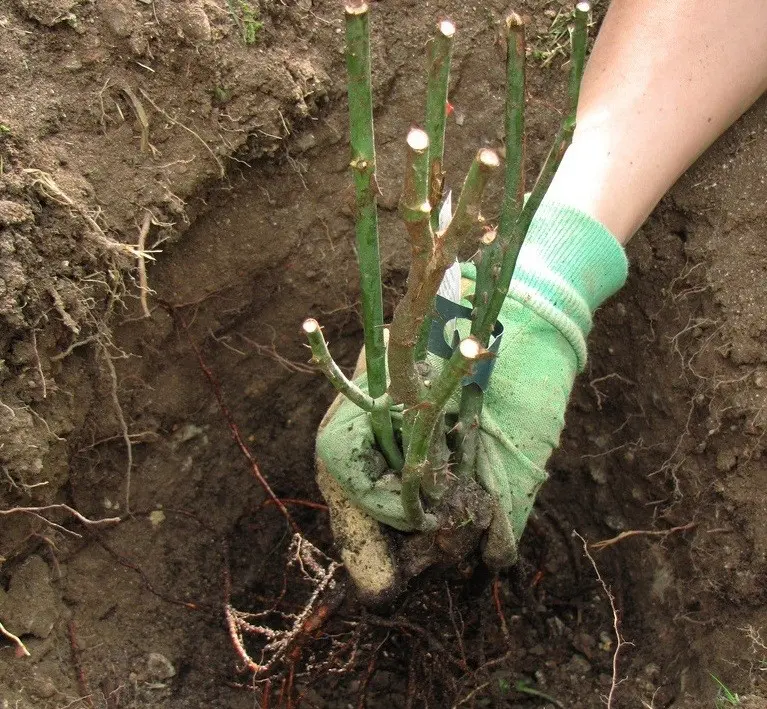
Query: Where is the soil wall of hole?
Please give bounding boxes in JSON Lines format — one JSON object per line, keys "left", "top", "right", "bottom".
{"left": 1, "top": 1, "right": 766, "bottom": 707}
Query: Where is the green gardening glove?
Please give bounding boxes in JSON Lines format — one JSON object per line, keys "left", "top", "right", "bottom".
{"left": 316, "top": 201, "right": 628, "bottom": 567}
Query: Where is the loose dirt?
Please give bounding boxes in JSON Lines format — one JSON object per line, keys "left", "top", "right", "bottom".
{"left": 1, "top": 1, "right": 766, "bottom": 707}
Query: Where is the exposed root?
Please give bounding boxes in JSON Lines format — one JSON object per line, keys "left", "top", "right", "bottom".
{"left": 47, "top": 284, "right": 81, "bottom": 335}
{"left": 0, "top": 504, "right": 120, "bottom": 537}
{"left": 172, "top": 307, "right": 298, "bottom": 531}
{"left": 0, "top": 620, "right": 30, "bottom": 657}
{"left": 591, "top": 521, "right": 696, "bottom": 551}
{"left": 224, "top": 536, "right": 344, "bottom": 677}
{"left": 136, "top": 210, "right": 154, "bottom": 318}
{"left": 93, "top": 521, "right": 209, "bottom": 611}
{"left": 170, "top": 304, "right": 352, "bottom": 689}
{"left": 24, "top": 169, "right": 152, "bottom": 260}
{"left": 118, "top": 84, "right": 156, "bottom": 157}
{"left": 99, "top": 343, "right": 133, "bottom": 513}
{"left": 29, "top": 329, "right": 47, "bottom": 399}
{"left": 138, "top": 89, "right": 225, "bottom": 178}
{"left": 68, "top": 621, "right": 95, "bottom": 708}
{"left": 574, "top": 531, "right": 633, "bottom": 709}
{"left": 238, "top": 331, "right": 315, "bottom": 374}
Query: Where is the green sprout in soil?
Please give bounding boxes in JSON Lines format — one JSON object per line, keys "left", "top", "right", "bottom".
{"left": 304, "top": 3, "right": 590, "bottom": 532}
{"left": 227, "top": 0, "right": 263, "bottom": 45}
{"left": 711, "top": 674, "right": 741, "bottom": 707}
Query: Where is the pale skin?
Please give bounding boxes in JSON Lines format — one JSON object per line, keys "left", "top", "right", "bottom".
{"left": 546, "top": 0, "right": 767, "bottom": 244}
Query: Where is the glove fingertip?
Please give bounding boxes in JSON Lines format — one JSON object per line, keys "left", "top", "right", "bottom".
{"left": 482, "top": 502, "right": 519, "bottom": 570}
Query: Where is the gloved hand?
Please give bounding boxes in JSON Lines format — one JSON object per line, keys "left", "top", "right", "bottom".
{"left": 316, "top": 201, "right": 628, "bottom": 588}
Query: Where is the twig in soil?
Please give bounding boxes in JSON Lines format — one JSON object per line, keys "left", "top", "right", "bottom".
{"left": 445, "top": 582, "right": 468, "bottom": 670}
{"left": 0, "top": 620, "right": 30, "bottom": 657}
{"left": 118, "top": 84, "right": 156, "bottom": 156}
{"left": 136, "top": 210, "right": 154, "bottom": 318}
{"left": 68, "top": 621, "right": 96, "bottom": 709}
{"left": 0, "top": 505, "right": 120, "bottom": 537}
{"left": 574, "top": 531, "right": 633, "bottom": 709}
{"left": 30, "top": 329, "right": 47, "bottom": 398}
{"left": 355, "top": 634, "right": 388, "bottom": 709}
{"left": 238, "top": 332, "right": 315, "bottom": 374}
{"left": 99, "top": 343, "right": 133, "bottom": 513}
{"left": 405, "top": 643, "right": 418, "bottom": 709}
{"left": 363, "top": 615, "right": 468, "bottom": 672}
{"left": 93, "top": 531, "right": 207, "bottom": 611}
{"left": 138, "top": 88, "right": 226, "bottom": 178}
{"left": 453, "top": 680, "right": 489, "bottom": 708}
{"left": 590, "top": 522, "right": 696, "bottom": 551}
{"left": 47, "top": 284, "right": 81, "bottom": 335}
{"left": 492, "top": 576, "right": 511, "bottom": 648}
{"left": 262, "top": 497, "right": 328, "bottom": 512}
{"left": 50, "top": 334, "right": 100, "bottom": 361}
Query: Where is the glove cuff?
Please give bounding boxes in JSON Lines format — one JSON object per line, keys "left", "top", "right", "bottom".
{"left": 518, "top": 200, "right": 628, "bottom": 312}
{"left": 461, "top": 201, "right": 628, "bottom": 371}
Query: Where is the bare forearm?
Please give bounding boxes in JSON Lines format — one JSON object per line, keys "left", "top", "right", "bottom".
{"left": 546, "top": 0, "right": 767, "bottom": 243}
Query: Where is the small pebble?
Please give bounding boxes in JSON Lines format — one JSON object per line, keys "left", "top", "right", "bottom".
{"left": 147, "top": 652, "right": 176, "bottom": 680}
{"left": 716, "top": 449, "right": 737, "bottom": 473}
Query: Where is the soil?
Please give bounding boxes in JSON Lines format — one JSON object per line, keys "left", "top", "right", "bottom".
{"left": 1, "top": 0, "right": 767, "bottom": 707}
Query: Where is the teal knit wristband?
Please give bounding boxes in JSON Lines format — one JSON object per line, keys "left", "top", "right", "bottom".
{"left": 461, "top": 201, "right": 628, "bottom": 371}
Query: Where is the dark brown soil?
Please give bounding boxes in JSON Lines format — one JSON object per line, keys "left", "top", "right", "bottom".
{"left": 1, "top": 1, "right": 767, "bottom": 707}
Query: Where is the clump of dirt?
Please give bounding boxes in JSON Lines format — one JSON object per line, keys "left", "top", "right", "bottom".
{"left": 1, "top": 1, "right": 767, "bottom": 708}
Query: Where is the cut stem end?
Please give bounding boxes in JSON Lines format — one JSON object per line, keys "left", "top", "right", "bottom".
{"left": 302, "top": 318, "right": 320, "bottom": 335}
{"left": 438, "top": 19, "right": 456, "bottom": 38}
{"left": 478, "top": 149, "right": 501, "bottom": 169}
{"left": 407, "top": 128, "right": 430, "bottom": 153}
{"left": 344, "top": 1, "right": 369, "bottom": 16}
{"left": 459, "top": 337, "right": 482, "bottom": 361}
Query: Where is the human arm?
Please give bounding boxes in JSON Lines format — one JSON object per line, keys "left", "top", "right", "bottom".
{"left": 547, "top": 0, "right": 767, "bottom": 243}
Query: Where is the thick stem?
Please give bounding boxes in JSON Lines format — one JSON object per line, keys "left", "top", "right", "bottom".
{"left": 458, "top": 6, "right": 591, "bottom": 476}
{"left": 401, "top": 338, "right": 487, "bottom": 530}
{"left": 440, "top": 148, "right": 501, "bottom": 260}
{"left": 401, "top": 128, "right": 433, "bottom": 282}
{"left": 388, "top": 148, "right": 499, "bottom": 411}
{"left": 457, "top": 15, "right": 525, "bottom": 476}
{"left": 425, "top": 19, "right": 456, "bottom": 232}
{"left": 455, "top": 384, "right": 483, "bottom": 479}
{"left": 471, "top": 12, "right": 526, "bottom": 345}
{"left": 419, "top": 20, "right": 456, "bottom": 361}
{"left": 388, "top": 129, "right": 433, "bottom": 408}
{"left": 344, "top": 2, "right": 399, "bottom": 467}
